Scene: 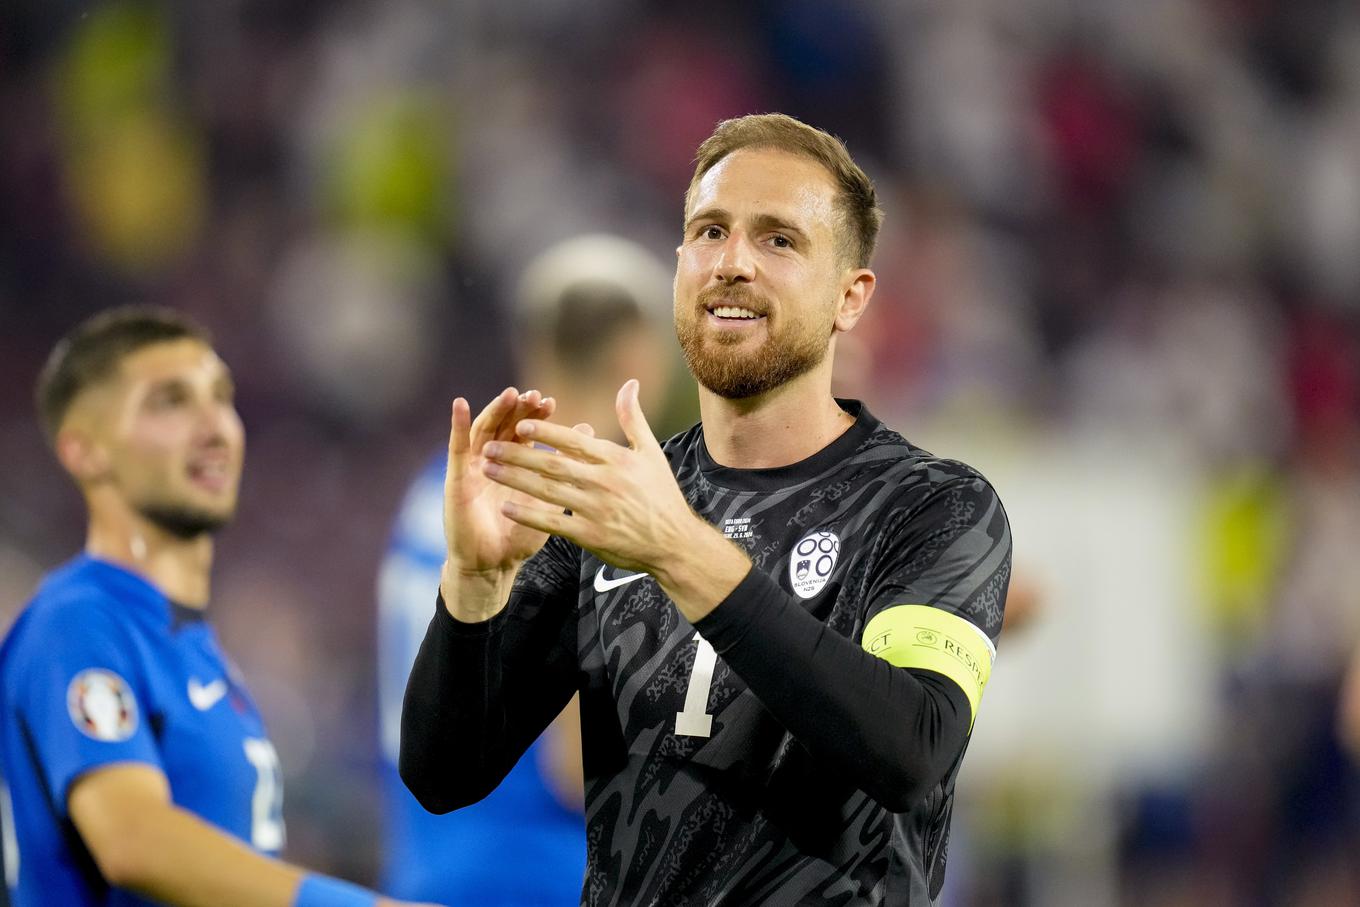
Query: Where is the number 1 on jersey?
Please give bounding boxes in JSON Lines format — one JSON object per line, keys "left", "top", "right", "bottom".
{"left": 675, "top": 633, "right": 716, "bottom": 737}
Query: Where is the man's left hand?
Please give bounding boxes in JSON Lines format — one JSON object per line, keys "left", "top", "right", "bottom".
{"left": 481, "top": 379, "right": 750, "bottom": 620}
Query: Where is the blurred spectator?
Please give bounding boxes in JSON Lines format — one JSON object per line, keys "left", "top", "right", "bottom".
{"left": 375, "top": 234, "right": 681, "bottom": 905}
{"left": 1340, "top": 644, "right": 1360, "bottom": 763}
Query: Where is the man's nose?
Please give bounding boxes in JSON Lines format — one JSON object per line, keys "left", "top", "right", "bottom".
{"left": 713, "top": 233, "right": 755, "bottom": 284}
{"left": 194, "top": 401, "right": 236, "bottom": 446}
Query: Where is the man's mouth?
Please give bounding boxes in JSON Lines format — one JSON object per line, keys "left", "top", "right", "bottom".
{"left": 187, "top": 456, "right": 232, "bottom": 492}
{"left": 709, "top": 305, "right": 763, "bottom": 320}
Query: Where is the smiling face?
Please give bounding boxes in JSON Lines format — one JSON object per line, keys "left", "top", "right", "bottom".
{"left": 675, "top": 147, "right": 869, "bottom": 400}
{"left": 67, "top": 339, "right": 245, "bottom": 538}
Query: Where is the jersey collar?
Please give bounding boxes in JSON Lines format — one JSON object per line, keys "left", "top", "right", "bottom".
{"left": 72, "top": 555, "right": 207, "bottom": 629}
{"left": 695, "top": 399, "right": 878, "bottom": 493}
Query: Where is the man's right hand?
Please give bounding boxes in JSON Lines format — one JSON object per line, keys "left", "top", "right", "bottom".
{"left": 440, "top": 388, "right": 558, "bottom": 622}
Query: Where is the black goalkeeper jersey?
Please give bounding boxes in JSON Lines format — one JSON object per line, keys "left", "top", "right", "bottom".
{"left": 401, "top": 400, "right": 1011, "bottom": 906}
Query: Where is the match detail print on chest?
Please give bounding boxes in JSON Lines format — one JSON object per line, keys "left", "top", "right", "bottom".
{"left": 722, "top": 510, "right": 843, "bottom": 601}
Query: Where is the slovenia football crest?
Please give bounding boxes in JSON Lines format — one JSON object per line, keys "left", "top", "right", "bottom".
{"left": 789, "top": 529, "right": 840, "bottom": 599}
{"left": 67, "top": 668, "right": 138, "bottom": 742}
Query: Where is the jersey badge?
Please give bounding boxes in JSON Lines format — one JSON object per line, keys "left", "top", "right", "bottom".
{"left": 789, "top": 529, "right": 840, "bottom": 599}
{"left": 67, "top": 668, "right": 138, "bottom": 742}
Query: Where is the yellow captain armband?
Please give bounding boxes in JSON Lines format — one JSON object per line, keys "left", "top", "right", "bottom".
{"left": 862, "top": 605, "right": 996, "bottom": 727}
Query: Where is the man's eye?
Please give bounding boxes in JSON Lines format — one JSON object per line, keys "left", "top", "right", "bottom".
{"left": 148, "top": 388, "right": 187, "bottom": 408}
{"left": 703, "top": 226, "right": 724, "bottom": 240}
{"left": 771, "top": 235, "right": 791, "bottom": 248}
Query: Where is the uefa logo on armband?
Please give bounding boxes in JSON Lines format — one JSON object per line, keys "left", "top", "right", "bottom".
{"left": 67, "top": 668, "right": 138, "bottom": 742}
{"left": 789, "top": 529, "right": 840, "bottom": 599}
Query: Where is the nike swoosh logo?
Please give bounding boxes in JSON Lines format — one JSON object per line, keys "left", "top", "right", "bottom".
{"left": 593, "top": 565, "right": 649, "bottom": 593}
{"left": 188, "top": 678, "right": 228, "bottom": 711}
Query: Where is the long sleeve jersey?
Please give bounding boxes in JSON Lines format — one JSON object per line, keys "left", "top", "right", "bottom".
{"left": 401, "top": 401, "right": 1011, "bottom": 906}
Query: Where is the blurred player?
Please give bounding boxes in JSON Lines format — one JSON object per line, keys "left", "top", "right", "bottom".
{"left": 0, "top": 308, "right": 435, "bottom": 907}
{"left": 401, "top": 114, "right": 1013, "bottom": 904}
{"left": 377, "top": 235, "right": 675, "bottom": 904}
{"left": 1342, "top": 643, "right": 1360, "bottom": 761}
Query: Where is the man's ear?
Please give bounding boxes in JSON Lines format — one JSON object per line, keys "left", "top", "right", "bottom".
{"left": 55, "top": 426, "right": 111, "bottom": 485}
{"left": 834, "top": 269, "right": 876, "bottom": 333}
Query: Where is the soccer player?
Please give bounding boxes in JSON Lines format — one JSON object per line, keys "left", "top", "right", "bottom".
{"left": 377, "top": 235, "right": 675, "bottom": 903}
{"left": 0, "top": 309, "right": 435, "bottom": 907}
{"left": 1344, "top": 643, "right": 1360, "bottom": 762}
{"left": 401, "top": 114, "right": 1012, "bottom": 905}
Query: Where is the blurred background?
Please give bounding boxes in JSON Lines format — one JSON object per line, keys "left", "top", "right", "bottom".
{"left": 2, "top": 1, "right": 1359, "bottom": 904}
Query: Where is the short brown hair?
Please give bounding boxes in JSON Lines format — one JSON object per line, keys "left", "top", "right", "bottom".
{"left": 36, "top": 306, "right": 211, "bottom": 444}
{"left": 513, "top": 234, "right": 672, "bottom": 374}
{"left": 685, "top": 113, "right": 884, "bottom": 269}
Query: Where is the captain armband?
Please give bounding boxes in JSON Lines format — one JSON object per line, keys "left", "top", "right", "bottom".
{"left": 861, "top": 604, "right": 996, "bottom": 728}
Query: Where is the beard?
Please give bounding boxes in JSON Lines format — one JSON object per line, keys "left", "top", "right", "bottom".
{"left": 139, "top": 502, "right": 233, "bottom": 539}
{"left": 676, "top": 284, "right": 832, "bottom": 399}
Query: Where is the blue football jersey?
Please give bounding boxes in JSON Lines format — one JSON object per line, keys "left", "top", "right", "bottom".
{"left": 377, "top": 455, "right": 585, "bottom": 905}
{"left": 0, "top": 556, "right": 284, "bottom": 906}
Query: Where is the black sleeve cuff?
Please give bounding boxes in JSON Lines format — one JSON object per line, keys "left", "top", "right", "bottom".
{"left": 692, "top": 565, "right": 786, "bottom": 655}
{"left": 433, "top": 591, "right": 509, "bottom": 638}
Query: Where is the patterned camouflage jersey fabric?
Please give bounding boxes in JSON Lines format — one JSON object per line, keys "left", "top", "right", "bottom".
{"left": 507, "top": 400, "right": 1010, "bottom": 906}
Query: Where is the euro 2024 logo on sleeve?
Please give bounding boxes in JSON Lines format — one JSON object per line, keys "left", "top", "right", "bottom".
{"left": 67, "top": 668, "right": 138, "bottom": 742}
{"left": 789, "top": 529, "right": 840, "bottom": 599}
